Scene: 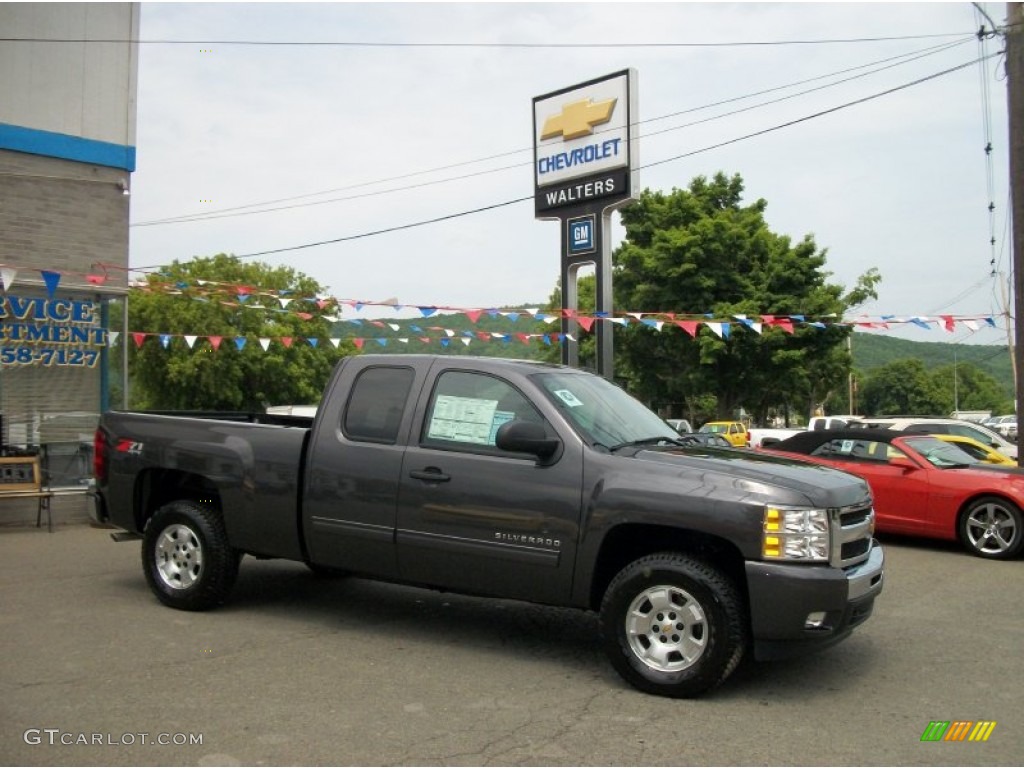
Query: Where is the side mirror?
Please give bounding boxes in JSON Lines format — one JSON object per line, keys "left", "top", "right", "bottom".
{"left": 889, "top": 456, "right": 918, "bottom": 471}
{"left": 496, "top": 420, "right": 560, "bottom": 460}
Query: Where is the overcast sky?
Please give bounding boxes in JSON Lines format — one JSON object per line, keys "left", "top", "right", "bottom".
{"left": 128, "top": 2, "right": 1013, "bottom": 345}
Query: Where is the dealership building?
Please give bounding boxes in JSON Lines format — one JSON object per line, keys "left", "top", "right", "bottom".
{"left": 0, "top": 3, "right": 139, "bottom": 523}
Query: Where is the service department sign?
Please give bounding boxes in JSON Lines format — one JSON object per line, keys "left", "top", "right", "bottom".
{"left": 533, "top": 69, "right": 637, "bottom": 217}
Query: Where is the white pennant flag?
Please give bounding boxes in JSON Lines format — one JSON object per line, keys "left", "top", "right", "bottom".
{"left": 259, "top": 338, "right": 271, "bottom": 351}
{"left": 749, "top": 323, "right": 763, "bottom": 335}
{"left": 707, "top": 322, "right": 725, "bottom": 338}
{"left": 184, "top": 335, "right": 197, "bottom": 348}
{"left": 329, "top": 338, "right": 341, "bottom": 348}
{"left": 963, "top": 320, "right": 979, "bottom": 331}
{"left": 460, "top": 338, "right": 472, "bottom": 346}
{"left": 109, "top": 331, "right": 120, "bottom": 346}
{"left": 0, "top": 267, "right": 17, "bottom": 290}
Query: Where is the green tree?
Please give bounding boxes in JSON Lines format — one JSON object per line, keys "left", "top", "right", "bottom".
{"left": 858, "top": 359, "right": 946, "bottom": 416}
{"left": 930, "top": 362, "right": 1012, "bottom": 415}
{"left": 608, "top": 173, "right": 878, "bottom": 423}
{"left": 124, "top": 254, "right": 356, "bottom": 410}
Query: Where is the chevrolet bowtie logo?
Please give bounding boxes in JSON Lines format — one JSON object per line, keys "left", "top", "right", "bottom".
{"left": 541, "top": 97, "right": 617, "bottom": 141}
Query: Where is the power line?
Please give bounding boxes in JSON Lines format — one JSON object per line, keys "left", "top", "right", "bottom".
{"left": 132, "top": 36, "right": 975, "bottom": 227}
{"left": 0, "top": 33, "right": 970, "bottom": 48}
{"left": 155, "top": 50, "right": 999, "bottom": 266}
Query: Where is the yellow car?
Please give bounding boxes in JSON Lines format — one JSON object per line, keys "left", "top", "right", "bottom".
{"left": 934, "top": 434, "right": 1015, "bottom": 465}
{"left": 698, "top": 420, "right": 749, "bottom": 447}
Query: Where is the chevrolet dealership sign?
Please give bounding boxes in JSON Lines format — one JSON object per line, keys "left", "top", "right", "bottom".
{"left": 533, "top": 70, "right": 637, "bottom": 216}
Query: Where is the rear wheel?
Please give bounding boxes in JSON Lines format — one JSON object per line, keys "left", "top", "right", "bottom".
{"left": 142, "top": 500, "right": 239, "bottom": 610}
{"left": 599, "top": 553, "right": 747, "bottom": 698}
{"left": 959, "top": 496, "right": 1024, "bottom": 559}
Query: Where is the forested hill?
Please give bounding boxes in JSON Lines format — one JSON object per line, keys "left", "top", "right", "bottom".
{"left": 851, "top": 332, "right": 1013, "bottom": 394}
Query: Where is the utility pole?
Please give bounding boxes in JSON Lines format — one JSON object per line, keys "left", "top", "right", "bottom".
{"left": 1009, "top": 2, "right": 1023, "bottom": 465}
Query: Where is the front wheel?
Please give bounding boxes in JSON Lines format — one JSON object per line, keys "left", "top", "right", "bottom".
{"left": 959, "top": 496, "right": 1024, "bottom": 560}
{"left": 142, "top": 500, "right": 240, "bottom": 610}
{"left": 599, "top": 553, "right": 748, "bottom": 698}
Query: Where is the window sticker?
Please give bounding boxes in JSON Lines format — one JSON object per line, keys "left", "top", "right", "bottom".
{"left": 553, "top": 389, "right": 584, "bottom": 408}
{"left": 488, "top": 410, "right": 516, "bottom": 444}
{"left": 428, "top": 395, "right": 499, "bottom": 444}
{"left": 840, "top": 439, "right": 855, "bottom": 454}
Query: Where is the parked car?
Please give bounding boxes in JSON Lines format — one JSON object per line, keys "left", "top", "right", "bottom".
{"left": 984, "top": 414, "right": 1017, "bottom": 438}
{"left": 763, "top": 428, "right": 1024, "bottom": 559}
{"left": 933, "top": 434, "right": 1015, "bottom": 466}
{"left": 851, "top": 417, "right": 1018, "bottom": 460}
{"left": 664, "top": 418, "right": 693, "bottom": 434}
{"left": 698, "top": 420, "right": 749, "bottom": 447}
{"left": 92, "top": 355, "right": 884, "bottom": 698}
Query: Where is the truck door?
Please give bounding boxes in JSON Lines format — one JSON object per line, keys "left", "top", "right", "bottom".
{"left": 396, "top": 369, "right": 583, "bottom": 604}
{"left": 302, "top": 363, "right": 418, "bottom": 578}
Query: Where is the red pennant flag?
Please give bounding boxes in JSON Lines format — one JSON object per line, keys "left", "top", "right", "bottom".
{"left": 941, "top": 315, "right": 955, "bottom": 332}
{"left": 561, "top": 308, "right": 577, "bottom": 319}
{"left": 577, "top": 316, "right": 596, "bottom": 332}
{"left": 296, "top": 312, "right": 313, "bottom": 321}
{"left": 281, "top": 337, "right": 293, "bottom": 348}
{"left": 353, "top": 338, "right": 365, "bottom": 349}
{"left": 132, "top": 332, "right": 146, "bottom": 348}
{"left": 465, "top": 310, "right": 483, "bottom": 323}
{"left": 476, "top": 332, "right": 490, "bottom": 341}
{"left": 86, "top": 274, "right": 107, "bottom": 285}
{"left": 777, "top": 319, "right": 795, "bottom": 334}
{"left": 209, "top": 335, "right": 223, "bottom": 351}
{"left": 515, "top": 333, "right": 531, "bottom": 344}
{"left": 675, "top": 321, "right": 699, "bottom": 337}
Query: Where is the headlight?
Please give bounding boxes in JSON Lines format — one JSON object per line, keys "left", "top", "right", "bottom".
{"left": 763, "top": 505, "right": 830, "bottom": 562}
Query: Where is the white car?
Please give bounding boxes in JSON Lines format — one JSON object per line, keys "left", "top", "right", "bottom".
{"left": 985, "top": 414, "right": 1017, "bottom": 438}
{"left": 665, "top": 418, "right": 693, "bottom": 434}
{"left": 853, "top": 417, "right": 1018, "bottom": 460}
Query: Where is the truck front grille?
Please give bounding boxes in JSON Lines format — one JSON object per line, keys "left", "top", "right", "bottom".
{"left": 830, "top": 499, "right": 875, "bottom": 569}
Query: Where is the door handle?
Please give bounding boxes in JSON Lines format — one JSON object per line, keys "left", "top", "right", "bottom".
{"left": 409, "top": 468, "right": 451, "bottom": 483}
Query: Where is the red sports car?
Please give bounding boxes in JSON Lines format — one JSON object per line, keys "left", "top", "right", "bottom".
{"left": 764, "top": 428, "right": 1024, "bottom": 560}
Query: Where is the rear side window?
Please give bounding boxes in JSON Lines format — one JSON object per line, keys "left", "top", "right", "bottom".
{"left": 343, "top": 366, "right": 415, "bottom": 443}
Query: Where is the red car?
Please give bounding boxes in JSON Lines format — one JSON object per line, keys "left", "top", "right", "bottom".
{"left": 764, "top": 428, "right": 1024, "bottom": 560}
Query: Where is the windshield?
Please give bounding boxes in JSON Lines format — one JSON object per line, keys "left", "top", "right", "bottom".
{"left": 903, "top": 436, "right": 982, "bottom": 468}
{"left": 699, "top": 423, "right": 727, "bottom": 434}
{"left": 532, "top": 371, "right": 678, "bottom": 449}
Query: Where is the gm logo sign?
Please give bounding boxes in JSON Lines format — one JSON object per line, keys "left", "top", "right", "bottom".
{"left": 567, "top": 215, "right": 595, "bottom": 255}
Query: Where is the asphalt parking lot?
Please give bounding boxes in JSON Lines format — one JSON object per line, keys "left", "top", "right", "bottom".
{"left": 1, "top": 523, "right": 1021, "bottom": 766}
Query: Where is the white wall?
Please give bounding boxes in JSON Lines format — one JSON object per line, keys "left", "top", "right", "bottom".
{"left": 0, "top": 3, "right": 139, "bottom": 147}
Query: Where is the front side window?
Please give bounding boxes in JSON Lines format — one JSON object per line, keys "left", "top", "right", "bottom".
{"left": 902, "top": 436, "right": 979, "bottom": 468}
{"left": 422, "top": 371, "right": 542, "bottom": 451}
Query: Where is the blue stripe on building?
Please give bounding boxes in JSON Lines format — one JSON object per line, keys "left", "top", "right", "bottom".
{"left": 0, "top": 123, "right": 136, "bottom": 171}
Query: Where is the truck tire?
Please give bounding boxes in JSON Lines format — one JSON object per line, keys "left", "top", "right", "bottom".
{"left": 599, "top": 553, "right": 748, "bottom": 698}
{"left": 142, "top": 500, "right": 239, "bottom": 611}
{"left": 958, "top": 496, "right": 1024, "bottom": 559}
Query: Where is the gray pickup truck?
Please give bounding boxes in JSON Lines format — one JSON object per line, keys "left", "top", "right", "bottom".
{"left": 92, "top": 354, "right": 884, "bottom": 698}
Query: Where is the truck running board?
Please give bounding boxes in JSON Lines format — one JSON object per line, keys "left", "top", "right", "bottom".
{"left": 110, "top": 531, "right": 142, "bottom": 543}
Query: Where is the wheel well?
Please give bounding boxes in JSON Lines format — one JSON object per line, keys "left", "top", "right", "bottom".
{"left": 134, "top": 468, "right": 221, "bottom": 531}
{"left": 589, "top": 524, "right": 747, "bottom": 611}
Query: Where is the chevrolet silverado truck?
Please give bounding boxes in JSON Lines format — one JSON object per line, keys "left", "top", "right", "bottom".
{"left": 92, "top": 354, "right": 884, "bottom": 698}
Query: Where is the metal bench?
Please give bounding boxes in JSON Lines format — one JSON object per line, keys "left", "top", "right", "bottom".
{"left": 0, "top": 456, "right": 54, "bottom": 532}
